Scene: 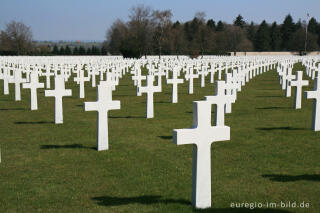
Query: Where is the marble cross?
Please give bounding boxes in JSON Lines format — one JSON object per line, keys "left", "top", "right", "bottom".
{"left": 23, "top": 72, "right": 44, "bottom": 110}
{"left": 140, "top": 75, "right": 161, "bottom": 118}
{"left": 45, "top": 75, "right": 72, "bottom": 124}
{"left": 14, "top": 68, "right": 27, "bottom": 101}
{"left": 84, "top": 81, "right": 120, "bottom": 151}
{"left": 43, "top": 66, "right": 54, "bottom": 89}
{"left": 305, "top": 77, "right": 320, "bottom": 131}
{"left": 198, "top": 66, "right": 207, "bottom": 87}
{"left": 289, "top": 71, "right": 309, "bottom": 109}
{"left": 285, "top": 70, "right": 295, "bottom": 97}
{"left": 3, "top": 67, "right": 14, "bottom": 95}
{"left": 185, "top": 67, "right": 199, "bottom": 94}
{"left": 132, "top": 69, "right": 146, "bottom": 96}
{"left": 74, "top": 70, "right": 90, "bottom": 98}
{"left": 173, "top": 100, "right": 230, "bottom": 209}
{"left": 88, "top": 68, "right": 97, "bottom": 87}
{"left": 205, "top": 81, "right": 235, "bottom": 126}
{"left": 225, "top": 73, "right": 236, "bottom": 113}
{"left": 167, "top": 68, "right": 184, "bottom": 103}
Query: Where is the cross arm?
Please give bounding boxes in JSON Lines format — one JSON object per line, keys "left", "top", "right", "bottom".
{"left": 22, "top": 83, "right": 31, "bottom": 89}
{"left": 173, "top": 128, "right": 197, "bottom": 145}
{"left": 45, "top": 90, "right": 55, "bottom": 97}
{"left": 305, "top": 91, "right": 318, "bottom": 99}
{"left": 63, "top": 89, "right": 72, "bottom": 97}
{"left": 109, "top": 100, "right": 121, "bottom": 110}
{"left": 84, "top": 102, "right": 98, "bottom": 111}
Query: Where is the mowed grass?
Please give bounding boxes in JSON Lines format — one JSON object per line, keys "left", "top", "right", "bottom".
{"left": 0, "top": 63, "right": 319, "bottom": 213}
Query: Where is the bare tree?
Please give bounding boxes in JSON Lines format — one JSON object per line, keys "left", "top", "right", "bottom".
{"left": 0, "top": 21, "right": 33, "bottom": 55}
{"left": 152, "top": 9, "right": 172, "bottom": 58}
{"left": 128, "top": 4, "right": 153, "bottom": 57}
{"left": 194, "top": 11, "right": 206, "bottom": 24}
{"left": 105, "top": 19, "right": 128, "bottom": 54}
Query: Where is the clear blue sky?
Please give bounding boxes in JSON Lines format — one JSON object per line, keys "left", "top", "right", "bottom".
{"left": 0, "top": 0, "right": 319, "bottom": 41}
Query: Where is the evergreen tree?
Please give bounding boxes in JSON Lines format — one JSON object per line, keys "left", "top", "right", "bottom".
{"left": 172, "top": 21, "right": 180, "bottom": 28}
{"left": 281, "top": 14, "right": 296, "bottom": 50}
{"left": 295, "top": 19, "right": 303, "bottom": 31}
{"left": 101, "top": 46, "right": 107, "bottom": 55}
{"left": 59, "top": 46, "right": 65, "bottom": 55}
{"left": 254, "top": 20, "right": 271, "bottom": 51}
{"left": 86, "top": 47, "right": 91, "bottom": 55}
{"left": 270, "top": 22, "right": 282, "bottom": 51}
{"left": 216, "top": 21, "right": 224, "bottom": 31}
{"left": 91, "top": 45, "right": 100, "bottom": 55}
{"left": 247, "top": 21, "right": 256, "bottom": 42}
{"left": 52, "top": 45, "right": 59, "bottom": 55}
{"left": 308, "top": 17, "right": 318, "bottom": 34}
{"left": 73, "top": 46, "right": 79, "bottom": 55}
{"left": 206, "top": 19, "right": 216, "bottom": 31}
{"left": 65, "top": 45, "right": 71, "bottom": 55}
{"left": 234, "top": 14, "right": 246, "bottom": 28}
{"left": 79, "top": 46, "right": 86, "bottom": 55}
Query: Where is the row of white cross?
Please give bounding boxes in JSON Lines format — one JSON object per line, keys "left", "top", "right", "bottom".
{"left": 277, "top": 60, "right": 320, "bottom": 130}
{"left": 1, "top": 55, "right": 319, "bottom": 209}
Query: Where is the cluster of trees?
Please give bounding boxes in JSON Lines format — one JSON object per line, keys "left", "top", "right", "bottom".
{"left": 0, "top": 21, "right": 33, "bottom": 55}
{"left": 50, "top": 45, "right": 107, "bottom": 56}
{"left": 105, "top": 5, "right": 320, "bottom": 57}
{"left": 1, "top": 8, "right": 320, "bottom": 57}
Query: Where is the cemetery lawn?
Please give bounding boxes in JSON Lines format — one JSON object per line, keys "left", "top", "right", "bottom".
{"left": 0, "top": 63, "right": 319, "bottom": 213}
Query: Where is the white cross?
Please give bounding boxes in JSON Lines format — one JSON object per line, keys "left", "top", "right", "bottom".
{"left": 198, "top": 66, "right": 207, "bottom": 87}
{"left": 289, "top": 71, "right": 309, "bottom": 109}
{"left": 45, "top": 75, "right": 72, "bottom": 124}
{"left": 140, "top": 75, "right": 161, "bottom": 118}
{"left": 185, "top": 67, "right": 199, "bottom": 94}
{"left": 14, "top": 68, "right": 27, "bottom": 101}
{"left": 173, "top": 100, "right": 230, "bottom": 209}
{"left": 225, "top": 73, "right": 237, "bottom": 113}
{"left": 132, "top": 69, "right": 146, "bottom": 96}
{"left": 74, "top": 70, "right": 90, "bottom": 98}
{"left": 305, "top": 77, "right": 320, "bottom": 131}
{"left": 285, "top": 69, "right": 295, "bottom": 97}
{"left": 106, "top": 72, "right": 117, "bottom": 91}
{"left": 88, "top": 67, "right": 97, "bottom": 87}
{"left": 23, "top": 72, "right": 44, "bottom": 110}
{"left": 167, "top": 68, "right": 183, "bottom": 103}
{"left": 3, "top": 67, "right": 14, "bottom": 95}
{"left": 205, "top": 81, "right": 235, "bottom": 126}
{"left": 208, "top": 67, "right": 215, "bottom": 83}
{"left": 42, "top": 66, "right": 54, "bottom": 89}
{"left": 280, "top": 68, "right": 289, "bottom": 90}
{"left": 156, "top": 67, "right": 164, "bottom": 92}
{"left": 84, "top": 81, "right": 120, "bottom": 151}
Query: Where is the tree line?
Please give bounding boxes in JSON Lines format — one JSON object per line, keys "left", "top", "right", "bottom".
{"left": 1, "top": 5, "right": 320, "bottom": 57}
{"left": 105, "top": 5, "right": 320, "bottom": 57}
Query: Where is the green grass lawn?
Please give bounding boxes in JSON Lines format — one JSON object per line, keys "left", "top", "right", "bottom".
{"left": 0, "top": 63, "right": 319, "bottom": 213}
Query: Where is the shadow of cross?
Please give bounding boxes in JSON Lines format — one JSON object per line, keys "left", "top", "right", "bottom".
{"left": 40, "top": 144, "right": 95, "bottom": 150}
{"left": 262, "top": 174, "right": 320, "bottom": 182}
{"left": 92, "top": 195, "right": 190, "bottom": 207}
